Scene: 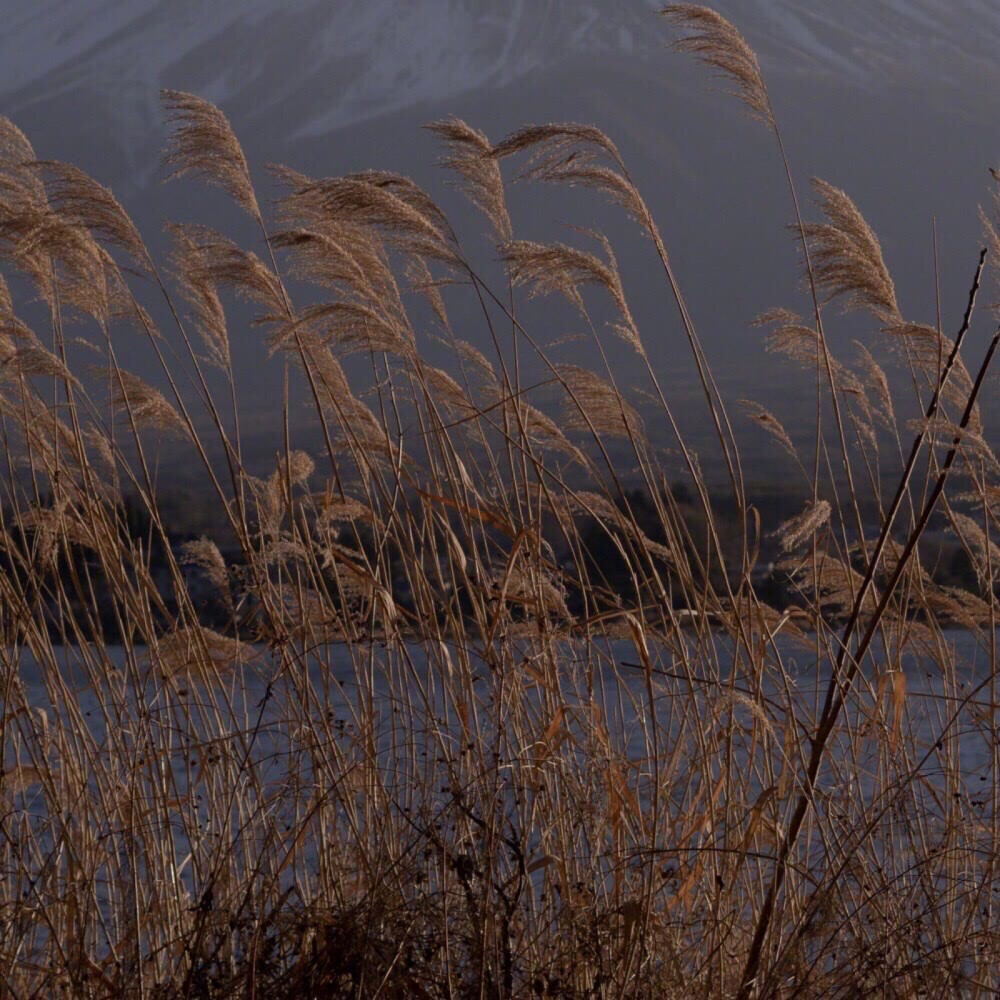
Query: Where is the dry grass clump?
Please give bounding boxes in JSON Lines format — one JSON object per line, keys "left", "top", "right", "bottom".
{"left": 1, "top": 7, "right": 1000, "bottom": 997}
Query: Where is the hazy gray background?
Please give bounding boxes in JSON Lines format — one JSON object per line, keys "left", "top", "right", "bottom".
{"left": 5, "top": 1, "right": 1000, "bottom": 486}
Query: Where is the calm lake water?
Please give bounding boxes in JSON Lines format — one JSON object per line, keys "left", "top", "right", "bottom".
{"left": 9, "top": 628, "right": 999, "bottom": 780}
{"left": 4, "top": 629, "right": 997, "bottom": 945}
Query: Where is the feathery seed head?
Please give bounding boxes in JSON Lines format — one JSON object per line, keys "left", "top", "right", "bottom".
{"left": 160, "top": 90, "right": 260, "bottom": 218}
{"left": 776, "top": 500, "right": 831, "bottom": 553}
{"left": 661, "top": 5, "right": 774, "bottom": 129}
{"left": 558, "top": 365, "right": 642, "bottom": 439}
{"left": 180, "top": 538, "right": 231, "bottom": 605}
{"left": 161, "top": 90, "right": 260, "bottom": 217}
{"left": 500, "top": 236, "right": 641, "bottom": 351}
{"left": 426, "top": 117, "right": 512, "bottom": 242}
{"left": 803, "top": 178, "right": 900, "bottom": 322}
{"left": 740, "top": 400, "right": 796, "bottom": 460}
{"left": 32, "top": 161, "right": 149, "bottom": 270}
{"left": 112, "top": 370, "right": 190, "bottom": 440}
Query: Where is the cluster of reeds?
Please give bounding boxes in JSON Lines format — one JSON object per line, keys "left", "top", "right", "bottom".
{"left": 1, "top": 4, "right": 1000, "bottom": 996}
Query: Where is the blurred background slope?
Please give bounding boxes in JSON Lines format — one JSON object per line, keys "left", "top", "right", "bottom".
{"left": 5, "top": 0, "right": 999, "bottom": 480}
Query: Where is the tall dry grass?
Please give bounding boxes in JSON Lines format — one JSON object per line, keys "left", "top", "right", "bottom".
{"left": 0, "top": 4, "right": 999, "bottom": 996}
